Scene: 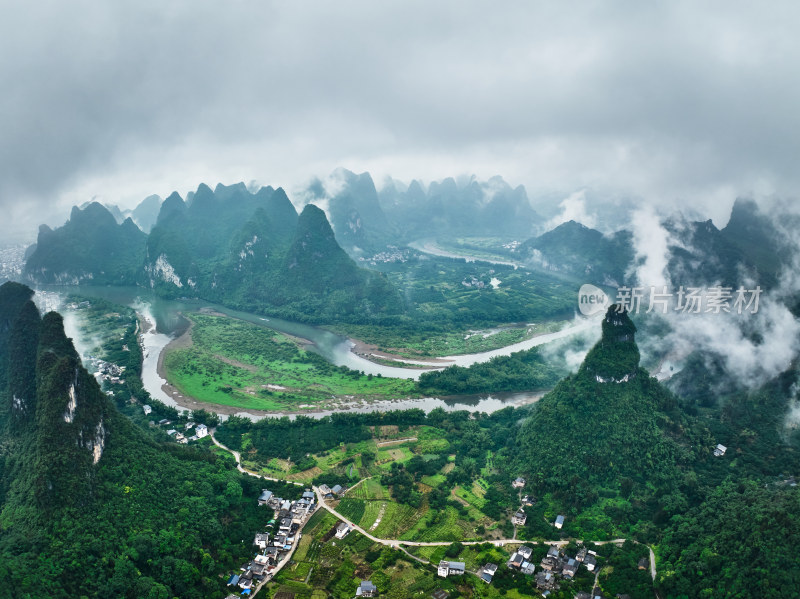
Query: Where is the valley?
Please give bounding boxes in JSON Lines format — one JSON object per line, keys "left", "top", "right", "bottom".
{"left": 5, "top": 7, "right": 800, "bottom": 598}
{"left": 3, "top": 177, "right": 800, "bottom": 599}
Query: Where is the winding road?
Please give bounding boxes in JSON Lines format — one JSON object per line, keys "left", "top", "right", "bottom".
{"left": 210, "top": 432, "right": 657, "bottom": 583}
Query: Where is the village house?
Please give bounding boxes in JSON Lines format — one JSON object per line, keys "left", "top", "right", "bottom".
{"left": 512, "top": 509, "right": 527, "bottom": 526}
{"left": 521, "top": 494, "right": 535, "bottom": 506}
{"left": 142, "top": 404, "right": 152, "bottom": 416}
{"left": 714, "top": 443, "right": 727, "bottom": 456}
{"left": 561, "top": 557, "right": 579, "bottom": 579}
{"left": 331, "top": 484, "right": 344, "bottom": 496}
{"left": 535, "top": 570, "right": 557, "bottom": 591}
{"left": 254, "top": 533, "right": 269, "bottom": 550}
{"left": 479, "top": 563, "right": 498, "bottom": 583}
{"left": 355, "top": 580, "right": 378, "bottom": 597}
{"left": 512, "top": 477, "right": 526, "bottom": 489}
{"left": 540, "top": 545, "right": 561, "bottom": 571}
{"left": 507, "top": 545, "right": 534, "bottom": 575}
{"left": 319, "top": 484, "right": 333, "bottom": 497}
{"left": 335, "top": 522, "right": 351, "bottom": 539}
{"left": 554, "top": 514, "right": 565, "bottom": 529}
{"left": 437, "top": 560, "right": 466, "bottom": 577}
{"left": 238, "top": 570, "right": 254, "bottom": 590}
{"left": 195, "top": 423, "right": 209, "bottom": 438}
{"left": 258, "top": 489, "right": 274, "bottom": 506}
{"left": 584, "top": 553, "right": 598, "bottom": 572}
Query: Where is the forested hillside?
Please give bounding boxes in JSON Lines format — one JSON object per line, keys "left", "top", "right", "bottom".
{"left": 24, "top": 203, "right": 147, "bottom": 285}
{"left": 23, "top": 184, "right": 403, "bottom": 325}
{"left": 0, "top": 282, "right": 277, "bottom": 598}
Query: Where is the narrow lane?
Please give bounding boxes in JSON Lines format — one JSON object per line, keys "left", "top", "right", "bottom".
{"left": 210, "top": 433, "right": 659, "bottom": 581}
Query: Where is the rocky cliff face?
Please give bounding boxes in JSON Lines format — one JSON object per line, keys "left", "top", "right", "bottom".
{"left": 0, "top": 283, "right": 111, "bottom": 511}
{"left": 581, "top": 305, "right": 640, "bottom": 383}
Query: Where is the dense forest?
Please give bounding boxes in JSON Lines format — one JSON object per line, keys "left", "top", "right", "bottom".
{"left": 0, "top": 283, "right": 283, "bottom": 598}
{"left": 418, "top": 347, "right": 564, "bottom": 395}
{"left": 2, "top": 281, "right": 799, "bottom": 597}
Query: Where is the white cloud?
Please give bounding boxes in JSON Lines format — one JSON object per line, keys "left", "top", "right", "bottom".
{"left": 2, "top": 1, "right": 800, "bottom": 242}
{"left": 545, "top": 190, "right": 597, "bottom": 230}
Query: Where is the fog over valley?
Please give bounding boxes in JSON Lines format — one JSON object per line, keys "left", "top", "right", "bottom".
{"left": 2, "top": 3, "right": 800, "bottom": 599}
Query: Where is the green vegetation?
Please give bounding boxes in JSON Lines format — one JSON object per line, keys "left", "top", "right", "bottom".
{"left": 24, "top": 203, "right": 147, "bottom": 285}
{"left": 0, "top": 283, "right": 288, "bottom": 599}
{"left": 657, "top": 480, "right": 800, "bottom": 597}
{"left": 517, "top": 220, "right": 633, "bottom": 286}
{"left": 163, "top": 313, "right": 416, "bottom": 410}
{"left": 328, "top": 255, "right": 576, "bottom": 346}
{"left": 418, "top": 346, "right": 564, "bottom": 395}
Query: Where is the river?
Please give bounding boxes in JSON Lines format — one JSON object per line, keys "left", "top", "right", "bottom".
{"left": 40, "top": 285, "right": 597, "bottom": 418}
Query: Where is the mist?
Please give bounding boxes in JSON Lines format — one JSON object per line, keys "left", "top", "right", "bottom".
{"left": 3, "top": 1, "right": 800, "bottom": 242}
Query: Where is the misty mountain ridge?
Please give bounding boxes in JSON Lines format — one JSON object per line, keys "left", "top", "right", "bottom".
{"left": 80, "top": 194, "right": 163, "bottom": 234}
{"left": 299, "top": 169, "right": 542, "bottom": 254}
{"left": 513, "top": 197, "right": 789, "bottom": 291}
{"left": 25, "top": 202, "right": 147, "bottom": 285}
{"left": 24, "top": 182, "right": 401, "bottom": 323}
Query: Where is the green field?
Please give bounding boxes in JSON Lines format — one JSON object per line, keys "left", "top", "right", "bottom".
{"left": 162, "top": 313, "right": 417, "bottom": 410}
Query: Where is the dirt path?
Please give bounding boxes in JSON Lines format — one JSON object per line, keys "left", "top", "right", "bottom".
{"left": 376, "top": 437, "right": 418, "bottom": 446}
{"left": 209, "top": 433, "right": 659, "bottom": 583}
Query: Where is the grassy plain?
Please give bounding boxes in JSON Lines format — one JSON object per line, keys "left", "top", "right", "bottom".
{"left": 162, "top": 313, "right": 416, "bottom": 410}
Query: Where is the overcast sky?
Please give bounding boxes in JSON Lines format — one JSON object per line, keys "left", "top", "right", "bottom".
{"left": 2, "top": 0, "right": 799, "bottom": 242}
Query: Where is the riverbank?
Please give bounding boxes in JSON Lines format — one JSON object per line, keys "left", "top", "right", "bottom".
{"left": 348, "top": 338, "right": 448, "bottom": 367}
{"left": 143, "top": 308, "right": 598, "bottom": 418}
{"left": 150, "top": 311, "right": 549, "bottom": 418}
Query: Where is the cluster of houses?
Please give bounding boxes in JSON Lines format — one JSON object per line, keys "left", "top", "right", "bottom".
{"left": 507, "top": 545, "right": 536, "bottom": 575}
{"left": 358, "top": 246, "right": 409, "bottom": 265}
{"left": 534, "top": 545, "right": 598, "bottom": 593}
{"left": 461, "top": 275, "right": 486, "bottom": 288}
{"left": 227, "top": 488, "right": 317, "bottom": 594}
{"left": 439, "top": 542, "right": 599, "bottom": 593}
{"left": 89, "top": 357, "right": 126, "bottom": 385}
{"left": 148, "top": 413, "right": 209, "bottom": 444}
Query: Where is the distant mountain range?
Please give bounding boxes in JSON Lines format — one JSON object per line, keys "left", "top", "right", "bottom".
{"left": 513, "top": 198, "right": 788, "bottom": 290}
{"left": 300, "top": 169, "right": 542, "bottom": 254}
{"left": 22, "top": 170, "right": 792, "bottom": 325}
{"left": 82, "top": 193, "right": 163, "bottom": 234}
{"left": 24, "top": 183, "right": 401, "bottom": 323}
